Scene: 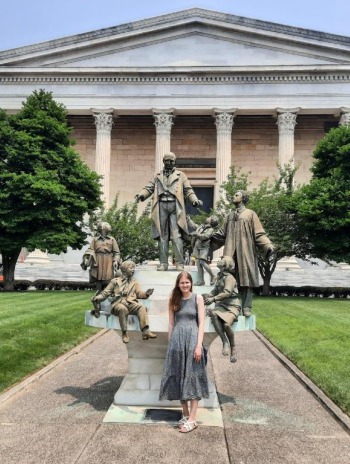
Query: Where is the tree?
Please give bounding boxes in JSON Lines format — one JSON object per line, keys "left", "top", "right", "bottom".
{"left": 101, "top": 196, "right": 158, "bottom": 264}
{"left": 295, "top": 125, "right": 350, "bottom": 264}
{"left": 0, "top": 90, "right": 102, "bottom": 290}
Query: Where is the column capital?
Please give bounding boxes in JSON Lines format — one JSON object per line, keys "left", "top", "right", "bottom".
{"left": 213, "top": 108, "right": 237, "bottom": 135}
{"left": 91, "top": 108, "right": 115, "bottom": 134}
{"left": 152, "top": 109, "right": 175, "bottom": 136}
{"left": 276, "top": 108, "right": 300, "bottom": 135}
{"left": 339, "top": 107, "right": 350, "bottom": 126}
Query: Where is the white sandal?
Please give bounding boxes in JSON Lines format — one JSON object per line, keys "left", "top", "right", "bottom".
{"left": 179, "top": 419, "right": 197, "bottom": 433}
{"left": 178, "top": 415, "right": 189, "bottom": 427}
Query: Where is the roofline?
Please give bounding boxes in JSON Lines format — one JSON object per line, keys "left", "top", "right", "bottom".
{"left": 1, "top": 8, "right": 349, "bottom": 60}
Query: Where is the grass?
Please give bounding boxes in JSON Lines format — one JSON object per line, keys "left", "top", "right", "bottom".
{"left": 254, "top": 296, "right": 350, "bottom": 416}
{"left": 0, "top": 291, "right": 98, "bottom": 393}
{"left": 1, "top": 292, "right": 349, "bottom": 416}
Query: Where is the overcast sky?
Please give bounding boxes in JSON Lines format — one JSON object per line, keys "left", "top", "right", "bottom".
{"left": 1, "top": 0, "right": 350, "bottom": 51}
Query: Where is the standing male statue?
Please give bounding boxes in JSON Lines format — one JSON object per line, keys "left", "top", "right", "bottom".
{"left": 214, "top": 191, "right": 274, "bottom": 316}
{"left": 135, "top": 152, "right": 202, "bottom": 271}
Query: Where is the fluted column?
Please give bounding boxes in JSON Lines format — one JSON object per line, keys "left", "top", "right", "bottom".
{"left": 339, "top": 107, "right": 350, "bottom": 126}
{"left": 153, "top": 109, "right": 175, "bottom": 173}
{"left": 213, "top": 109, "right": 236, "bottom": 204}
{"left": 276, "top": 108, "right": 300, "bottom": 169}
{"left": 92, "top": 108, "right": 114, "bottom": 207}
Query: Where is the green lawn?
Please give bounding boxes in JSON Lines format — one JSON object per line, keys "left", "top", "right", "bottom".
{"left": 1, "top": 292, "right": 349, "bottom": 417}
{"left": 254, "top": 297, "right": 350, "bottom": 415}
{"left": 0, "top": 291, "right": 98, "bottom": 393}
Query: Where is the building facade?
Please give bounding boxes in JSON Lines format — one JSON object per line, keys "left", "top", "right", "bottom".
{"left": 1, "top": 8, "right": 350, "bottom": 210}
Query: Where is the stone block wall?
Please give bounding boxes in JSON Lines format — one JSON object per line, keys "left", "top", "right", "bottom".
{"left": 110, "top": 116, "right": 155, "bottom": 205}
{"left": 69, "top": 113, "right": 336, "bottom": 207}
{"left": 172, "top": 116, "right": 216, "bottom": 159}
{"left": 233, "top": 116, "right": 279, "bottom": 186}
{"left": 294, "top": 115, "right": 337, "bottom": 185}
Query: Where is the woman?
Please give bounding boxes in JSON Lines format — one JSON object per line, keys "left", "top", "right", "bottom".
{"left": 203, "top": 256, "right": 241, "bottom": 363}
{"left": 159, "top": 271, "right": 209, "bottom": 433}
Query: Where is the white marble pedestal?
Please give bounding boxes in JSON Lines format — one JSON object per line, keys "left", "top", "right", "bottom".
{"left": 85, "top": 269, "right": 256, "bottom": 424}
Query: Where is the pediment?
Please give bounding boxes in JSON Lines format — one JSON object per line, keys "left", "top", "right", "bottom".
{"left": 1, "top": 8, "right": 350, "bottom": 69}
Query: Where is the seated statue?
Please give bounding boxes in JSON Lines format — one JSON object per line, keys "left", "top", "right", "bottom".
{"left": 203, "top": 256, "right": 241, "bottom": 363}
{"left": 92, "top": 260, "right": 157, "bottom": 344}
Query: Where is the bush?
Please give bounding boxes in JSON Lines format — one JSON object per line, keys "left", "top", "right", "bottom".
{"left": 0, "top": 280, "right": 94, "bottom": 291}
{"left": 255, "top": 285, "right": 350, "bottom": 298}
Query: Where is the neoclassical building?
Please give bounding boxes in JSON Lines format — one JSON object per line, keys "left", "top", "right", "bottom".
{"left": 1, "top": 8, "right": 350, "bottom": 210}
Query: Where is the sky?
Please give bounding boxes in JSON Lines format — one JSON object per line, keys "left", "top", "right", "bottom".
{"left": 1, "top": 0, "right": 350, "bottom": 52}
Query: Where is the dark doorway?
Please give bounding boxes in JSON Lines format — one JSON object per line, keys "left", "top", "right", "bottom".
{"left": 186, "top": 186, "right": 214, "bottom": 216}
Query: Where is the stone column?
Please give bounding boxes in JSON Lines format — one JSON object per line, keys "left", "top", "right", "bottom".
{"left": 339, "top": 107, "right": 350, "bottom": 126}
{"left": 213, "top": 109, "right": 236, "bottom": 204}
{"left": 92, "top": 108, "right": 114, "bottom": 207}
{"left": 153, "top": 109, "right": 175, "bottom": 173}
{"left": 276, "top": 108, "right": 301, "bottom": 270}
{"left": 276, "top": 108, "right": 300, "bottom": 169}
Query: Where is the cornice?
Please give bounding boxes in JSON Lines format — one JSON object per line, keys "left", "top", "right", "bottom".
{"left": 0, "top": 8, "right": 349, "bottom": 63}
{"left": 1, "top": 69, "right": 350, "bottom": 84}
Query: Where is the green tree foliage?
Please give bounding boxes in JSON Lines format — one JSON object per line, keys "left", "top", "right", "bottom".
{"left": 101, "top": 196, "right": 158, "bottom": 264}
{"left": 295, "top": 125, "right": 350, "bottom": 263}
{"left": 0, "top": 90, "right": 102, "bottom": 290}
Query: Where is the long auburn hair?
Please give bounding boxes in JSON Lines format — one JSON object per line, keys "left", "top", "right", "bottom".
{"left": 169, "top": 271, "right": 193, "bottom": 312}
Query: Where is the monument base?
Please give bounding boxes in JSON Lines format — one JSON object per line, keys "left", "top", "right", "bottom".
{"left": 84, "top": 269, "right": 256, "bottom": 424}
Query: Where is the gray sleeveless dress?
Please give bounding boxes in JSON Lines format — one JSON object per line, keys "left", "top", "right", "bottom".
{"left": 159, "top": 293, "right": 209, "bottom": 401}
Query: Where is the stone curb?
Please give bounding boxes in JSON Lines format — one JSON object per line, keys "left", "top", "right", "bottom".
{"left": 0, "top": 329, "right": 108, "bottom": 406}
{"left": 253, "top": 330, "right": 350, "bottom": 435}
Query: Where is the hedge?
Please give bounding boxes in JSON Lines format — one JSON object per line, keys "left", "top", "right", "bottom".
{"left": 0, "top": 281, "right": 350, "bottom": 298}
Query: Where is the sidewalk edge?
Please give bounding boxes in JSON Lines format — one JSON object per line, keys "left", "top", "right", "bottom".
{"left": 0, "top": 329, "right": 109, "bottom": 406}
{"left": 253, "top": 330, "right": 350, "bottom": 435}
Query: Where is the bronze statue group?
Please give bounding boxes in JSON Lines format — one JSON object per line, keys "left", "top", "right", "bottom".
{"left": 82, "top": 152, "right": 274, "bottom": 433}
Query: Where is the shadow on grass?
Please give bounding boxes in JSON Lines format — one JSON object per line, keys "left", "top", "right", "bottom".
{"left": 54, "top": 376, "right": 124, "bottom": 411}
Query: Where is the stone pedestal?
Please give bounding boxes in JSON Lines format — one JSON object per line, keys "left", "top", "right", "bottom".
{"left": 25, "top": 249, "right": 50, "bottom": 264}
{"left": 275, "top": 256, "right": 301, "bottom": 270}
{"left": 85, "top": 270, "right": 256, "bottom": 418}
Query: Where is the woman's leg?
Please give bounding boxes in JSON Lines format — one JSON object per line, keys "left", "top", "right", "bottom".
{"left": 181, "top": 400, "right": 189, "bottom": 418}
{"left": 179, "top": 399, "right": 199, "bottom": 432}
{"left": 189, "top": 399, "right": 199, "bottom": 422}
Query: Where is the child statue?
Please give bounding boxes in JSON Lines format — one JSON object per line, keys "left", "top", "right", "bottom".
{"left": 187, "top": 215, "right": 219, "bottom": 286}
{"left": 92, "top": 260, "right": 157, "bottom": 344}
{"left": 203, "top": 256, "right": 241, "bottom": 363}
{"left": 81, "top": 221, "right": 121, "bottom": 294}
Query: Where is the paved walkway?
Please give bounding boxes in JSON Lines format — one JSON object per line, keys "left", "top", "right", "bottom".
{"left": 0, "top": 330, "right": 349, "bottom": 464}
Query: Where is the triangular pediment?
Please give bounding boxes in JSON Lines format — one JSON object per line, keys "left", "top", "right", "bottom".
{"left": 1, "top": 8, "right": 350, "bottom": 69}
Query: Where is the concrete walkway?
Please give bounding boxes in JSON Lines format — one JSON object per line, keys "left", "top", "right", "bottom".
{"left": 0, "top": 330, "right": 349, "bottom": 464}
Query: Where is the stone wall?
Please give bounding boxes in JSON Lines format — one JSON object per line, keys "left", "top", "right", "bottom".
{"left": 69, "top": 114, "right": 335, "bottom": 206}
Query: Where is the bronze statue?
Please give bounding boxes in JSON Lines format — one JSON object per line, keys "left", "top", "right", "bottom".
{"left": 92, "top": 260, "right": 157, "bottom": 343}
{"left": 135, "top": 152, "right": 203, "bottom": 271}
{"left": 81, "top": 222, "right": 121, "bottom": 297}
{"left": 203, "top": 256, "right": 240, "bottom": 363}
{"left": 187, "top": 215, "right": 219, "bottom": 286}
{"left": 213, "top": 191, "right": 274, "bottom": 316}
